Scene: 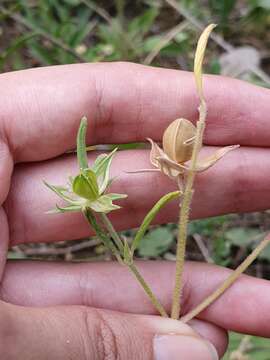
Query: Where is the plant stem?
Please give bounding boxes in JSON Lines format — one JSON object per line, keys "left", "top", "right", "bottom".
{"left": 171, "top": 100, "right": 207, "bottom": 320}
{"left": 100, "top": 213, "right": 124, "bottom": 253}
{"left": 128, "top": 262, "right": 168, "bottom": 318}
{"left": 100, "top": 213, "right": 168, "bottom": 317}
{"left": 83, "top": 208, "right": 123, "bottom": 264}
{"left": 85, "top": 209, "right": 168, "bottom": 317}
{"left": 181, "top": 234, "right": 270, "bottom": 323}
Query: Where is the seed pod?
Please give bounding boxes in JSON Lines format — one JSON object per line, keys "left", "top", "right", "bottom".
{"left": 162, "top": 118, "right": 196, "bottom": 163}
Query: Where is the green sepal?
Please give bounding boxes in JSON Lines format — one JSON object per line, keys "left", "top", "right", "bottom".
{"left": 72, "top": 170, "right": 99, "bottom": 201}
{"left": 131, "top": 191, "right": 181, "bottom": 254}
{"left": 92, "top": 148, "right": 118, "bottom": 193}
{"left": 46, "top": 203, "right": 82, "bottom": 214}
{"left": 43, "top": 181, "right": 78, "bottom": 203}
{"left": 77, "top": 116, "right": 89, "bottom": 171}
{"left": 89, "top": 193, "right": 127, "bottom": 213}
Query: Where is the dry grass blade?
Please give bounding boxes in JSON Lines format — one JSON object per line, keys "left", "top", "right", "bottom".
{"left": 143, "top": 21, "right": 189, "bottom": 65}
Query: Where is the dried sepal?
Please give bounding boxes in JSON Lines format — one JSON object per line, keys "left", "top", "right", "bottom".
{"left": 146, "top": 134, "right": 239, "bottom": 182}
{"left": 194, "top": 145, "right": 240, "bottom": 172}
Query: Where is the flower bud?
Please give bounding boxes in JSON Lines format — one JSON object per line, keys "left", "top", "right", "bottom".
{"left": 72, "top": 170, "right": 99, "bottom": 201}
{"left": 162, "top": 118, "right": 196, "bottom": 163}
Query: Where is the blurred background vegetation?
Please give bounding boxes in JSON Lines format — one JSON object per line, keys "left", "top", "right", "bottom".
{"left": 1, "top": 0, "right": 270, "bottom": 358}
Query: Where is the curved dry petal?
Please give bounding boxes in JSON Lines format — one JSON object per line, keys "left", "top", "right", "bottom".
{"left": 147, "top": 138, "right": 166, "bottom": 167}
{"left": 156, "top": 156, "right": 187, "bottom": 178}
{"left": 195, "top": 145, "right": 240, "bottom": 172}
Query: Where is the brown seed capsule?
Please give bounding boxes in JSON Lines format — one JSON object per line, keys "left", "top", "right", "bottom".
{"left": 162, "top": 118, "right": 196, "bottom": 163}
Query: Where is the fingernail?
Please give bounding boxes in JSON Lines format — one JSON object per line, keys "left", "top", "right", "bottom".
{"left": 154, "top": 334, "right": 219, "bottom": 360}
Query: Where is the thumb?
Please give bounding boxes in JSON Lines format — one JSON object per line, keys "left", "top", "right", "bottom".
{"left": 0, "top": 139, "right": 13, "bottom": 279}
{"left": 3, "top": 302, "right": 218, "bottom": 359}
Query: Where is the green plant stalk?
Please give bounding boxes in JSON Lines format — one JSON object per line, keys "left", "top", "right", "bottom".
{"left": 85, "top": 209, "right": 168, "bottom": 317}
{"left": 83, "top": 208, "right": 123, "bottom": 264}
{"left": 100, "top": 213, "right": 124, "bottom": 253}
{"left": 171, "top": 99, "right": 207, "bottom": 320}
{"left": 100, "top": 213, "right": 168, "bottom": 318}
{"left": 181, "top": 234, "right": 270, "bottom": 323}
{"left": 128, "top": 262, "right": 168, "bottom": 318}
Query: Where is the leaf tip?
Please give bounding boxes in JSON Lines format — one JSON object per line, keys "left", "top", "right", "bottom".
{"left": 194, "top": 23, "right": 217, "bottom": 100}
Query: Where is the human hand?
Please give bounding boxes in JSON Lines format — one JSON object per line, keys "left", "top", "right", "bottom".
{"left": 1, "top": 63, "right": 270, "bottom": 359}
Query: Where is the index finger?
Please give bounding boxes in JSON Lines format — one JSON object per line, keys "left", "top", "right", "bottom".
{"left": 1, "top": 62, "right": 270, "bottom": 164}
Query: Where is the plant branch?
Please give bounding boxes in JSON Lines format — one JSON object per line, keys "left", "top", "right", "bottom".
{"left": 128, "top": 262, "right": 168, "bottom": 318}
{"left": 100, "top": 213, "right": 168, "bottom": 317}
{"left": 99, "top": 213, "right": 124, "bottom": 253}
{"left": 83, "top": 208, "right": 123, "bottom": 264}
{"left": 85, "top": 209, "right": 168, "bottom": 317}
{"left": 170, "top": 100, "right": 206, "bottom": 320}
{"left": 143, "top": 21, "right": 189, "bottom": 65}
{"left": 81, "top": 0, "right": 112, "bottom": 24}
{"left": 170, "top": 24, "right": 215, "bottom": 320}
{"left": 181, "top": 234, "right": 270, "bottom": 323}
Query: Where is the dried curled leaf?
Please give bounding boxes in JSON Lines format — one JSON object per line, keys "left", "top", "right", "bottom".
{"left": 194, "top": 23, "right": 217, "bottom": 100}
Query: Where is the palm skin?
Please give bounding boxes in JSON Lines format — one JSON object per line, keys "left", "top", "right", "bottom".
{"left": 1, "top": 62, "right": 270, "bottom": 358}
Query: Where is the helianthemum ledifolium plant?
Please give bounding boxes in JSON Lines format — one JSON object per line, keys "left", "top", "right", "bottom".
{"left": 45, "top": 117, "right": 182, "bottom": 318}
{"left": 45, "top": 24, "right": 270, "bottom": 322}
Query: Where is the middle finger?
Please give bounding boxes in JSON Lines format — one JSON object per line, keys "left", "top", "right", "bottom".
{"left": 5, "top": 146, "right": 270, "bottom": 245}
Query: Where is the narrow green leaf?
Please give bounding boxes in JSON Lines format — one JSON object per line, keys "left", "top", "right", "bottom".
{"left": 77, "top": 116, "right": 89, "bottom": 171}
{"left": 72, "top": 171, "right": 99, "bottom": 201}
{"left": 131, "top": 191, "right": 181, "bottom": 254}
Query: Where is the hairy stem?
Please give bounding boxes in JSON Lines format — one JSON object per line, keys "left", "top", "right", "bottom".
{"left": 85, "top": 209, "right": 168, "bottom": 317}
{"left": 171, "top": 100, "right": 207, "bottom": 320}
{"left": 100, "top": 213, "right": 168, "bottom": 317}
{"left": 100, "top": 213, "right": 124, "bottom": 253}
{"left": 83, "top": 208, "right": 123, "bottom": 264}
{"left": 181, "top": 234, "right": 270, "bottom": 323}
{"left": 128, "top": 263, "right": 168, "bottom": 318}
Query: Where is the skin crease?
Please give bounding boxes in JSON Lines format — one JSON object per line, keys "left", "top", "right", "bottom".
{"left": 0, "top": 62, "right": 270, "bottom": 358}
